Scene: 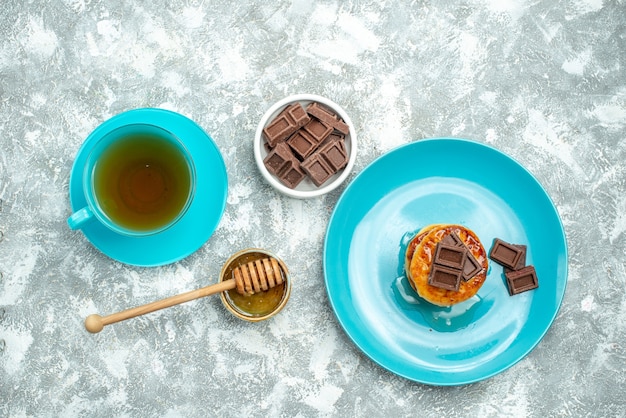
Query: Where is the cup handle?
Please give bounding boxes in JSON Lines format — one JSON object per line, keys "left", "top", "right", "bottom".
{"left": 67, "top": 206, "right": 95, "bottom": 230}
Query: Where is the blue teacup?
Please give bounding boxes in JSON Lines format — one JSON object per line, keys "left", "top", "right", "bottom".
{"left": 68, "top": 123, "right": 196, "bottom": 237}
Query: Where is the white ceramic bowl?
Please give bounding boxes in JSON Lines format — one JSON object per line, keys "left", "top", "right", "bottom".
{"left": 254, "top": 94, "right": 357, "bottom": 199}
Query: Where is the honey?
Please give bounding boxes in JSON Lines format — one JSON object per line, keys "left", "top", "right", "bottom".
{"left": 222, "top": 251, "right": 287, "bottom": 318}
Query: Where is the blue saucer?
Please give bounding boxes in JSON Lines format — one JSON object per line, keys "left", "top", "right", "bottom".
{"left": 69, "top": 108, "right": 228, "bottom": 267}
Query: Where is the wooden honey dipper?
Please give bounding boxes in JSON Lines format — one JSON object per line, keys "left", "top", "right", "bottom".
{"left": 85, "top": 256, "right": 284, "bottom": 333}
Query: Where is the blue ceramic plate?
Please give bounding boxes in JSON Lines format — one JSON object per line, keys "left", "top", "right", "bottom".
{"left": 69, "top": 108, "right": 228, "bottom": 267}
{"left": 324, "top": 138, "right": 567, "bottom": 385}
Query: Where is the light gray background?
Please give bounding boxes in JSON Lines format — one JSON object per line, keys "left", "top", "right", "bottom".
{"left": 1, "top": 0, "right": 625, "bottom": 416}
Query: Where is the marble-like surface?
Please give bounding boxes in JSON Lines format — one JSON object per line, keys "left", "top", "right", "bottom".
{"left": 1, "top": 0, "right": 625, "bottom": 416}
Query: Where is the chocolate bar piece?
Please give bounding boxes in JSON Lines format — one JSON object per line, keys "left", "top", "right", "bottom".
{"left": 328, "top": 132, "right": 345, "bottom": 142}
{"left": 442, "top": 231, "right": 463, "bottom": 247}
{"left": 287, "top": 130, "right": 318, "bottom": 160}
{"left": 317, "top": 138, "right": 348, "bottom": 172}
{"left": 306, "top": 102, "right": 350, "bottom": 135}
{"left": 302, "top": 119, "right": 333, "bottom": 144}
{"left": 263, "top": 142, "right": 294, "bottom": 176}
{"left": 489, "top": 238, "right": 524, "bottom": 270}
{"left": 277, "top": 159, "right": 306, "bottom": 189}
{"left": 504, "top": 244, "right": 527, "bottom": 273}
{"left": 433, "top": 243, "right": 467, "bottom": 270}
{"left": 505, "top": 265, "right": 538, "bottom": 295}
{"left": 263, "top": 142, "right": 307, "bottom": 188}
{"left": 440, "top": 232, "right": 482, "bottom": 281}
{"left": 428, "top": 264, "right": 462, "bottom": 291}
{"left": 301, "top": 153, "right": 334, "bottom": 186}
{"left": 462, "top": 253, "right": 482, "bottom": 281}
{"left": 263, "top": 103, "right": 310, "bottom": 147}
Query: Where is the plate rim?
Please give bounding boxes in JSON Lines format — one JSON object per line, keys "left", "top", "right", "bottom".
{"left": 323, "top": 137, "right": 568, "bottom": 385}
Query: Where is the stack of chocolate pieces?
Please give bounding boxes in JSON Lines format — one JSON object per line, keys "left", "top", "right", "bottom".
{"left": 262, "top": 102, "right": 349, "bottom": 188}
{"left": 428, "top": 232, "right": 483, "bottom": 291}
{"left": 489, "top": 238, "right": 539, "bottom": 295}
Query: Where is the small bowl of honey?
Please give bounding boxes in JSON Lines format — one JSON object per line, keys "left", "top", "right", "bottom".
{"left": 219, "top": 248, "right": 291, "bottom": 322}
